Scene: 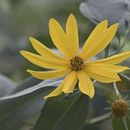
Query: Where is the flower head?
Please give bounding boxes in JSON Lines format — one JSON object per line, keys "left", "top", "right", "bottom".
{"left": 20, "top": 14, "right": 130, "bottom": 99}
{"left": 112, "top": 99, "right": 129, "bottom": 118}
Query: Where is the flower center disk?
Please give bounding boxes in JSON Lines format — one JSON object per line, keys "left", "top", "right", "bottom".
{"left": 70, "top": 56, "right": 84, "bottom": 71}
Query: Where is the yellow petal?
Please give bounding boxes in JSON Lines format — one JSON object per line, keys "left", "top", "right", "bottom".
{"left": 44, "top": 82, "right": 64, "bottom": 99}
{"left": 84, "top": 63, "right": 122, "bottom": 83}
{"left": 66, "top": 14, "right": 79, "bottom": 57}
{"left": 27, "top": 68, "right": 71, "bottom": 80}
{"left": 80, "top": 20, "right": 108, "bottom": 59}
{"left": 80, "top": 22, "right": 118, "bottom": 60}
{"left": 49, "top": 19, "right": 72, "bottom": 59}
{"left": 20, "top": 51, "right": 68, "bottom": 69}
{"left": 62, "top": 71, "right": 77, "bottom": 93}
{"left": 29, "top": 37, "right": 67, "bottom": 64}
{"left": 90, "top": 51, "right": 130, "bottom": 64}
{"left": 77, "top": 70, "right": 95, "bottom": 98}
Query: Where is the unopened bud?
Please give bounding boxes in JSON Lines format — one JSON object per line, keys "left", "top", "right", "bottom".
{"left": 112, "top": 99, "right": 128, "bottom": 118}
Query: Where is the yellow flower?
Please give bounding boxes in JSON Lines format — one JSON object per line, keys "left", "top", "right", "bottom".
{"left": 20, "top": 14, "right": 130, "bottom": 99}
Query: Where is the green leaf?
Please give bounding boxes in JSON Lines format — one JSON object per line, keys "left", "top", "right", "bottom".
{"left": 13, "top": 77, "right": 41, "bottom": 93}
{"left": 81, "top": 123, "right": 100, "bottom": 130}
{"left": 0, "top": 78, "right": 62, "bottom": 130}
{"left": 0, "top": 78, "right": 62, "bottom": 100}
{"left": 33, "top": 94, "right": 89, "bottom": 130}
{"left": 0, "top": 97, "right": 44, "bottom": 130}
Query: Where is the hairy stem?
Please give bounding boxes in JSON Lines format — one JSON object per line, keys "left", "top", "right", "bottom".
{"left": 87, "top": 112, "right": 111, "bottom": 124}
{"left": 124, "top": 117, "right": 128, "bottom": 130}
{"left": 113, "top": 82, "right": 120, "bottom": 97}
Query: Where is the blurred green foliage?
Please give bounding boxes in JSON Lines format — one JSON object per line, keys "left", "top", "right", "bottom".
{"left": 0, "top": 0, "right": 89, "bottom": 82}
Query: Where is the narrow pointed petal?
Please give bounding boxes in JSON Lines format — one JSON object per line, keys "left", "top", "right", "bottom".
{"left": 80, "top": 23, "right": 118, "bottom": 60}
{"left": 49, "top": 19, "right": 72, "bottom": 59}
{"left": 44, "top": 82, "right": 64, "bottom": 99}
{"left": 29, "top": 37, "right": 67, "bottom": 64}
{"left": 20, "top": 51, "right": 68, "bottom": 69}
{"left": 84, "top": 63, "right": 123, "bottom": 83}
{"left": 62, "top": 71, "right": 77, "bottom": 93}
{"left": 77, "top": 70, "right": 95, "bottom": 98}
{"left": 66, "top": 14, "right": 79, "bottom": 57}
{"left": 27, "top": 68, "right": 71, "bottom": 80}
{"left": 80, "top": 20, "right": 108, "bottom": 59}
{"left": 90, "top": 52, "right": 130, "bottom": 64}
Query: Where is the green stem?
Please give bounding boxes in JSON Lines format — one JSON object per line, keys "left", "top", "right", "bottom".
{"left": 124, "top": 117, "right": 128, "bottom": 130}
{"left": 113, "top": 82, "right": 120, "bottom": 97}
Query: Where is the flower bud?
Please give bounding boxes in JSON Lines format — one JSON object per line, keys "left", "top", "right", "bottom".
{"left": 112, "top": 99, "right": 128, "bottom": 118}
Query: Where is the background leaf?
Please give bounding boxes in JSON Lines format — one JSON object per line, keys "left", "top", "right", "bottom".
{"left": 81, "top": 123, "right": 100, "bottom": 130}
{"left": 33, "top": 94, "right": 89, "bottom": 130}
{"left": 0, "top": 74, "right": 15, "bottom": 97}
{"left": 79, "top": 0, "right": 130, "bottom": 33}
{"left": 117, "top": 73, "right": 130, "bottom": 90}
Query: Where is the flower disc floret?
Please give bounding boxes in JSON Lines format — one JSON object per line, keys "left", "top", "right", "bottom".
{"left": 70, "top": 56, "right": 84, "bottom": 71}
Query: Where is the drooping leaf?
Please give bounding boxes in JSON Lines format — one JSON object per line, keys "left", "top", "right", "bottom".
{"left": 12, "top": 76, "right": 42, "bottom": 93}
{"left": 33, "top": 94, "right": 89, "bottom": 130}
{"left": 0, "top": 78, "right": 63, "bottom": 100}
{"left": 0, "top": 77, "right": 63, "bottom": 130}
